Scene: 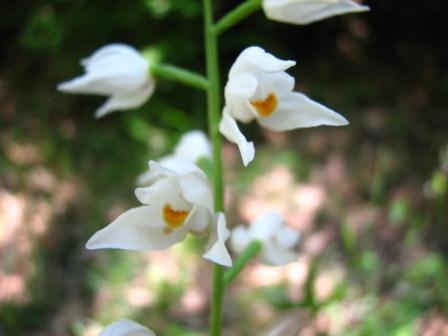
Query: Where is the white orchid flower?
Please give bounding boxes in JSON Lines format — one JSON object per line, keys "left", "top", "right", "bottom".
{"left": 263, "top": 0, "right": 370, "bottom": 25}
{"left": 98, "top": 319, "right": 155, "bottom": 336}
{"left": 219, "top": 46, "right": 348, "bottom": 165}
{"left": 137, "top": 130, "right": 212, "bottom": 185}
{"left": 230, "top": 212, "right": 300, "bottom": 266}
{"left": 87, "top": 159, "right": 232, "bottom": 267}
{"left": 57, "top": 44, "right": 155, "bottom": 118}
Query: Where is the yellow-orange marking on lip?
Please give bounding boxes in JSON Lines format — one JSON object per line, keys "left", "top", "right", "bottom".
{"left": 250, "top": 93, "right": 278, "bottom": 117}
{"left": 162, "top": 204, "right": 189, "bottom": 229}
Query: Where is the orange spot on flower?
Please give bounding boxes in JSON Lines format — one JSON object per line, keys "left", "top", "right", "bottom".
{"left": 250, "top": 93, "right": 278, "bottom": 117}
{"left": 163, "top": 204, "right": 189, "bottom": 229}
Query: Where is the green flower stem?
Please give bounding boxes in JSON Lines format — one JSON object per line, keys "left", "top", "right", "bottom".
{"left": 224, "top": 240, "right": 262, "bottom": 286}
{"left": 213, "top": 0, "right": 263, "bottom": 36}
{"left": 203, "top": 0, "right": 225, "bottom": 335}
{"left": 150, "top": 63, "right": 209, "bottom": 91}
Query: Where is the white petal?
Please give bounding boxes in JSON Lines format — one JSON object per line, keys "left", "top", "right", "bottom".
{"left": 275, "top": 227, "right": 300, "bottom": 249}
{"left": 82, "top": 44, "right": 147, "bottom": 70}
{"left": 255, "top": 72, "right": 295, "bottom": 99}
{"left": 98, "top": 319, "right": 156, "bottom": 336}
{"left": 203, "top": 212, "right": 232, "bottom": 267}
{"left": 185, "top": 206, "right": 210, "bottom": 233}
{"left": 263, "top": 0, "right": 370, "bottom": 25}
{"left": 86, "top": 206, "right": 187, "bottom": 250}
{"left": 135, "top": 177, "right": 191, "bottom": 211}
{"left": 151, "top": 159, "right": 204, "bottom": 177}
{"left": 229, "top": 225, "right": 251, "bottom": 254}
{"left": 250, "top": 212, "right": 284, "bottom": 241}
{"left": 229, "top": 46, "right": 296, "bottom": 76}
{"left": 257, "top": 92, "right": 348, "bottom": 131}
{"left": 94, "top": 80, "right": 155, "bottom": 118}
{"left": 179, "top": 173, "right": 214, "bottom": 212}
{"left": 225, "top": 72, "right": 259, "bottom": 123}
{"left": 219, "top": 111, "right": 255, "bottom": 166}
{"left": 261, "top": 244, "right": 298, "bottom": 266}
{"left": 172, "top": 130, "right": 212, "bottom": 163}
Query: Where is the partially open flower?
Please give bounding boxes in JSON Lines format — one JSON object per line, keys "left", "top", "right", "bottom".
{"left": 263, "top": 0, "right": 370, "bottom": 25}
{"left": 137, "top": 130, "right": 212, "bottom": 185}
{"left": 57, "top": 44, "right": 155, "bottom": 118}
{"left": 87, "top": 159, "right": 232, "bottom": 267}
{"left": 98, "top": 319, "right": 155, "bottom": 336}
{"left": 230, "top": 212, "right": 300, "bottom": 266}
{"left": 220, "top": 46, "right": 348, "bottom": 165}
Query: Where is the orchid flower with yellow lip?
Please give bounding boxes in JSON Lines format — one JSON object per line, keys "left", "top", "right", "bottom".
{"left": 219, "top": 46, "right": 348, "bottom": 165}
{"left": 98, "top": 319, "right": 155, "bottom": 336}
{"left": 57, "top": 44, "right": 155, "bottom": 118}
{"left": 86, "top": 159, "right": 232, "bottom": 267}
{"left": 263, "top": 0, "right": 370, "bottom": 25}
{"left": 230, "top": 212, "right": 300, "bottom": 266}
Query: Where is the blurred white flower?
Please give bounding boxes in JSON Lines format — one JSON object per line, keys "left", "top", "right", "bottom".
{"left": 219, "top": 46, "right": 348, "bottom": 165}
{"left": 262, "top": 0, "right": 369, "bottom": 25}
{"left": 57, "top": 44, "right": 155, "bottom": 118}
{"left": 137, "top": 130, "right": 212, "bottom": 185}
{"left": 230, "top": 212, "right": 300, "bottom": 266}
{"left": 98, "top": 319, "right": 155, "bottom": 336}
{"left": 87, "top": 159, "right": 232, "bottom": 267}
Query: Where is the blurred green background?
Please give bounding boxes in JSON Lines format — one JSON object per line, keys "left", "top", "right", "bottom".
{"left": 1, "top": 0, "right": 448, "bottom": 335}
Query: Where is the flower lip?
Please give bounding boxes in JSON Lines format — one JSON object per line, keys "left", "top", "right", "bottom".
{"left": 162, "top": 204, "right": 190, "bottom": 228}
{"left": 250, "top": 92, "right": 278, "bottom": 117}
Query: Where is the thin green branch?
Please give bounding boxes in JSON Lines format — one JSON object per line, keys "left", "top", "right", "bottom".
{"left": 224, "top": 240, "right": 262, "bottom": 285}
{"left": 213, "top": 0, "right": 263, "bottom": 36}
{"left": 150, "top": 63, "right": 209, "bottom": 91}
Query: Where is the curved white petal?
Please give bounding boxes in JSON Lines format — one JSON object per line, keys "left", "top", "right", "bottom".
{"left": 261, "top": 244, "right": 298, "bottom": 266}
{"left": 95, "top": 80, "right": 155, "bottom": 118}
{"left": 179, "top": 173, "right": 214, "bottom": 212}
{"left": 255, "top": 72, "right": 295, "bottom": 99}
{"left": 263, "top": 0, "right": 370, "bottom": 25}
{"left": 151, "top": 158, "right": 204, "bottom": 177}
{"left": 172, "top": 130, "right": 212, "bottom": 163}
{"left": 185, "top": 206, "right": 210, "bottom": 234}
{"left": 231, "top": 212, "right": 300, "bottom": 266}
{"left": 82, "top": 44, "right": 148, "bottom": 70}
{"left": 86, "top": 206, "right": 187, "bottom": 250}
{"left": 219, "top": 111, "right": 255, "bottom": 166}
{"left": 58, "top": 61, "right": 148, "bottom": 96}
{"left": 275, "top": 227, "right": 301, "bottom": 249}
{"left": 229, "top": 46, "right": 296, "bottom": 76}
{"left": 225, "top": 72, "right": 259, "bottom": 123}
{"left": 203, "top": 212, "right": 232, "bottom": 267}
{"left": 257, "top": 92, "right": 348, "bottom": 131}
{"left": 135, "top": 177, "right": 185, "bottom": 208}
{"left": 98, "top": 319, "right": 156, "bottom": 336}
{"left": 250, "top": 212, "right": 284, "bottom": 240}
{"left": 229, "top": 225, "right": 251, "bottom": 254}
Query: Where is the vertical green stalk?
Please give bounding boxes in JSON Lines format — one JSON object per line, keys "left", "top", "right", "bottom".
{"left": 203, "top": 0, "right": 225, "bottom": 335}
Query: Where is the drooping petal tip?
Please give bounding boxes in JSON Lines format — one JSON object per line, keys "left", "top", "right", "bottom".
{"left": 203, "top": 212, "right": 232, "bottom": 267}
{"left": 219, "top": 110, "right": 255, "bottom": 166}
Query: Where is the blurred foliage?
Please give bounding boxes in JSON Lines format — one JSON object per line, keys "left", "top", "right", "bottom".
{"left": 1, "top": 0, "right": 448, "bottom": 335}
